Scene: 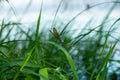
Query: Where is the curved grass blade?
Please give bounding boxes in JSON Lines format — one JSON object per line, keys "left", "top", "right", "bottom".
{"left": 100, "top": 18, "right": 120, "bottom": 58}
{"left": 60, "top": 1, "right": 120, "bottom": 35}
{"left": 48, "top": 41, "right": 79, "bottom": 80}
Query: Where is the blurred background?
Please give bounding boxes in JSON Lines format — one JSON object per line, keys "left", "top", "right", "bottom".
{"left": 0, "top": 0, "right": 120, "bottom": 38}
{"left": 0, "top": 0, "right": 120, "bottom": 80}
{"left": 0, "top": 0, "right": 120, "bottom": 23}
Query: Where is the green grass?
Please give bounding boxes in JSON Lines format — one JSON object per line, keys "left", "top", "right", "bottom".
{"left": 0, "top": 0, "right": 120, "bottom": 80}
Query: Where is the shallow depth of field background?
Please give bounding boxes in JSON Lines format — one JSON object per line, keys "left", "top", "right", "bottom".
{"left": 0, "top": 0, "right": 120, "bottom": 80}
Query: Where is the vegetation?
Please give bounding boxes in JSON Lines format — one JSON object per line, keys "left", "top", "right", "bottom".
{"left": 0, "top": 0, "right": 120, "bottom": 80}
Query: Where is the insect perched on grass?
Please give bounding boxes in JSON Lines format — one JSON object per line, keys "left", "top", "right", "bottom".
{"left": 50, "top": 27, "right": 63, "bottom": 44}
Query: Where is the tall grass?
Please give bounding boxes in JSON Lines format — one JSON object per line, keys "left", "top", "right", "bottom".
{"left": 0, "top": 0, "right": 120, "bottom": 80}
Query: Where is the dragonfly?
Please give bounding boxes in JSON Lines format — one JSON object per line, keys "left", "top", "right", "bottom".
{"left": 50, "top": 27, "right": 63, "bottom": 44}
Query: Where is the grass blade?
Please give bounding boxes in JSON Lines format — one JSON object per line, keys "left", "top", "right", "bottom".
{"left": 48, "top": 41, "right": 79, "bottom": 80}
{"left": 51, "top": 0, "right": 63, "bottom": 27}
{"left": 39, "top": 68, "right": 49, "bottom": 80}
{"left": 60, "top": 1, "right": 120, "bottom": 35}
{"left": 35, "top": 0, "right": 43, "bottom": 42}
{"left": 14, "top": 48, "right": 34, "bottom": 80}
{"left": 96, "top": 41, "right": 118, "bottom": 80}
